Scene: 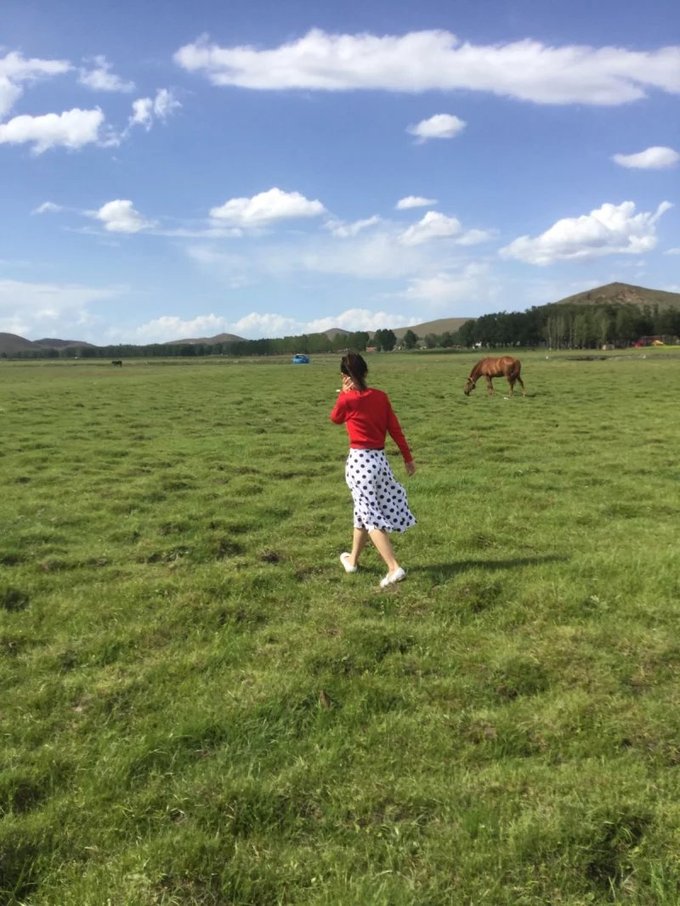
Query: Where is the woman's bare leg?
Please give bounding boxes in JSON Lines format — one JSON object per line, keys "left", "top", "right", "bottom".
{"left": 347, "top": 527, "right": 368, "bottom": 568}
{"left": 368, "top": 528, "right": 400, "bottom": 573}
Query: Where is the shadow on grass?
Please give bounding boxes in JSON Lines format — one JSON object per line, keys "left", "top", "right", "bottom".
{"left": 418, "top": 553, "right": 569, "bottom": 580}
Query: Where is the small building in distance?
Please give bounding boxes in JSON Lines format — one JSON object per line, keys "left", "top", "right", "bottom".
{"left": 633, "top": 336, "right": 669, "bottom": 348}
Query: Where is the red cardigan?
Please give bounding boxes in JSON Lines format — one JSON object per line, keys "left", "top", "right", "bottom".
{"left": 330, "top": 387, "right": 413, "bottom": 464}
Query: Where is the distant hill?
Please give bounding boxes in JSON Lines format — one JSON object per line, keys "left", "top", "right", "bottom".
{"left": 0, "top": 330, "right": 245, "bottom": 355}
{"left": 162, "top": 332, "right": 245, "bottom": 346}
{"left": 0, "top": 333, "right": 94, "bottom": 355}
{"left": 390, "top": 318, "right": 471, "bottom": 340}
{"left": 324, "top": 328, "right": 350, "bottom": 340}
{"left": 550, "top": 282, "right": 680, "bottom": 310}
{"left": 33, "top": 338, "right": 97, "bottom": 349}
{"left": 0, "top": 333, "right": 34, "bottom": 354}
{"left": 2, "top": 283, "right": 677, "bottom": 357}
{"left": 320, "top": 319, "right": 471, "bottom": 341}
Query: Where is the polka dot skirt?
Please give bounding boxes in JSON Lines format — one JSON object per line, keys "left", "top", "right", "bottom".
{"left": 345, "top": 449, "right": 416, "bottom": 534}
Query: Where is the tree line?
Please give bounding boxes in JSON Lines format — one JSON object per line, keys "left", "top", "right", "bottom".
{"left": 4, "top": 301, "right": 679, "bottom": 361}
{"left": 451, "top": 301, "right": 680, "bottom": 349}
{"left": 4, "top": 330, "right": 378, "bottom": 360}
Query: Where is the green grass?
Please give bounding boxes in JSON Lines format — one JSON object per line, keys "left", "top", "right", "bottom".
{"left": 1, "top": 350, "right": 679, "bottom": 904}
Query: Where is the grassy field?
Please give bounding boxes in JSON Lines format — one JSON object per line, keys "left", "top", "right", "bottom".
{"left": 1, "top": 350, "right": 679, "bottom": 905}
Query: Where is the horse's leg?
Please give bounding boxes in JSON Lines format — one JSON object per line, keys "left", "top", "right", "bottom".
{"left": 517, "top": 375, "right": 526, "bottom": 395}
{"left": 507, "top": 377, "right": 515, "bottom": 396}
{"left": 486, "top": 376, "right": 494, "bottom": 395}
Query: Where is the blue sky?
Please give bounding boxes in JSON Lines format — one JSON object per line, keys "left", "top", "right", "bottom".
{"left": 2, "top": 0, "right": 678, "bottom": 343}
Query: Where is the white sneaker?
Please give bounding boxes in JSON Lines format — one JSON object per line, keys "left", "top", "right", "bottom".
{"left": 380, "top": 567, "right": 406, "bottom": 588}
{"left": 340, "top": 552, "right": 357, "bottom": 574}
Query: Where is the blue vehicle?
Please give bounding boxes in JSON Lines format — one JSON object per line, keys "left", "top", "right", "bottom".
{"left": 292, "top": 353, "right": 310, "bottom": 364}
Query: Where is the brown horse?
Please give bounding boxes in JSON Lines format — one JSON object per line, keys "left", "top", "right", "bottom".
{"left": 464, "top": 356, "right": 525, "bottom": 396}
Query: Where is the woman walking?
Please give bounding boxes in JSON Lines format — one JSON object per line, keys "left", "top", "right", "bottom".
{"left": 330, "top": 353, "right": 416, "bottom": 587}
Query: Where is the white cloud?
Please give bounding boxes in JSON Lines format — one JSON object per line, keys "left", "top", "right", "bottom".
{"left": 399, "top": 211, "right": 462, "bottom": 245}
{"left": 0, "top": 77, "right": 22, "bottom": 121}
{"left": 209, "top": 187, "right": 326, "bottom": 228}
{"left": 229, "top": 308, "right": 413, "bottom": 339}
{"left": 306, "top": 308, "right": 414, "bottom": 333}
{"left": 408, "top": 113, "right": 466, "bottom": 142}
{"left": 128, "top": 89, "right": 181, "bottom": 131}
{"left": 0, "top": 51, "right": 71, "bottom": 118}
{"left": 0, "top": 107, "right": 104, "bottom": 154}
{"left": 78, "top": 56, "right": 134, "bottom": 92}
{"left": 399, "top": 263, "right": 499, "bottom": 311}
{"left": 0, "top": 50, "right": 71, "bottom": 81}
{"left": 396, "top": 196, "right": 437, "bottom": 209}
{"left": 32, "top": 201, "right": 63, "bottom": 215}
{"left": 92, "top": 199, "right": 156, "bottom": 233}
{"left": 130, "top": 97, "right": 154, "bottom": 129}
{"left": 119, "top": 309, "right": 393, "bottom": 344}
{"left": 174, "top": 30, "right": 680, "bottom": 105}
{"left": 665, "top": 247, "right": 680, "bottom": 255}
{"left": 500, "top": 200, "right": 673, "bottom": 265}
{"left": 0, "top": 278, "right": 117, "bottom": 336}
{"left": 232, "top": 312, "right": 299, "bottom": 337}
{"left": 0, "top": 52, "right": 176, "bottom": 151}
{"left": 397, "top": 212, "right": 493, "bottom": 250}
{"left": 187, "top": 209, "right": 495, "bottom": 287}
{"left": 326, "top": 216, "right": 381, "bottom": 238}
{"left": 127, "top": 313, "right": 234, "bottom": 344}
{"left": 153, "top": 88, "right": 181, "bottom": 119}
{"left": 283, "top": 232, "right": 434, "bottom": 279}
{"left": 612, "top": 146, "right": 680, "bottom": 169}
{"left": 455, "top": 228, "right": 497, "bottom": 246}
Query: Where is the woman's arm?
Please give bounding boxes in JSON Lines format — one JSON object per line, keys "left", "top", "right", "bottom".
{"left": 386, "top": 400, "right": 414, "bottom": 467}
{"left": 330, "top": 394, "right": 347, "bottom": 424}
{"left": 330, "top": 375, "right": 358, "bottom": 423}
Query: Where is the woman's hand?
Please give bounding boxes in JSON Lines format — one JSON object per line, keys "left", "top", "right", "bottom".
{"left": 341, "top": 375, "right": 356, "bottom": 392}
{"left": 405, "top": 460, "right": 416, "bottom": 476}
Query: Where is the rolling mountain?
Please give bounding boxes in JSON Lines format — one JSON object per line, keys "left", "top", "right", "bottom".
{"left": 550, "top": 282, "right": 680, "bottom": 310}
{"left": 162, "top": 332, "right": 245, "bottom": 346}
{"left": 33, "top": 338, "right": 97, "bottom": 349}
{"left": 319, "top": 319, "right": 471, "bottom": 341}
{"left": 390, "top": 318, "right": 471, "bottom": 339}
{"left": 2, "top": 283, "right": 677, "bottom": 356}
{"left": 0, "top": 333, "right": 34, "bottom": 354}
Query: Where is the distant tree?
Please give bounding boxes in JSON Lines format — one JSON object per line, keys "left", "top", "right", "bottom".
{"left": 401, "top": 328, "right": 418, "bottom": 349}
{"left": 596, "top": 307, "right": 615, "bottom": 347}
{"left": 455, "top": 321, "right": 476, "bottom": 347}
{"left": 615, "top": 306, "right": 638, "bottom": 346}
{"left": 402, "top": 329, "right": 418, "bottom": 350}
{"left": 475, "top": 313, "right": 505, "bottom": 347}
{"left": 373, "top": 328, "right": 397, "bottom": 351}
{"left": 331, "top": 333, "right": 349, "bottom": 352}
{"left": 657, "top": 307, "right": 680, "bottom": 337}
{"left": 349, "top": 331, "right": 370, "bottom": 351}
{"left": 635, "top": 307, "right": 656, "bottom": 338}
{"left": 302, "top": 333, "right": 328, "bottom": 354}
{"left": 573, "top": 310, "right": 594, "bottom": 348}
{"left": 423, "top": 333, "right": 438, "bottom": 349}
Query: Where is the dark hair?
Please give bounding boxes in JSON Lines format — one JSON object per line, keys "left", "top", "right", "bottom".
{"left": 340, "top": 352, "right": 368, "bottom": 391}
